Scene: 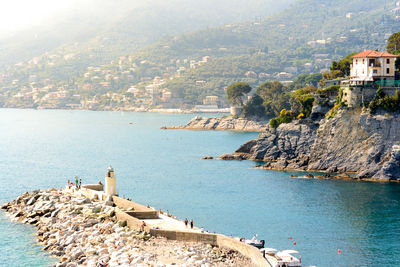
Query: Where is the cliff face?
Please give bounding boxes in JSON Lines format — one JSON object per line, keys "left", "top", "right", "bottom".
{"left": 231, "top": 108, "right": 400, "bottom": 181}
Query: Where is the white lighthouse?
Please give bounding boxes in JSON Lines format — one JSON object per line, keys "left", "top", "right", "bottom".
{"left": 105, "top": 166, "right": 117, "bottom": 196}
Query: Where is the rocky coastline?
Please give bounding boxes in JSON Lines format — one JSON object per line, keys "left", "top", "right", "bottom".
{"left": 164, "top": 116, "right": 266, "bottom": 132}
{"left": 1, "top": 188, "right": 251, "bottom": 267}
{"left": 219, "top": 108, "right": 400, "bottom": 181}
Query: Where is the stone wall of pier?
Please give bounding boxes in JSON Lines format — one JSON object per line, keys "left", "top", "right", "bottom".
{"left": 217, "top": 235, "right": 276, "bottom": 267}
{"left": 81, "top": 188, "right": 274, "bottom": 267}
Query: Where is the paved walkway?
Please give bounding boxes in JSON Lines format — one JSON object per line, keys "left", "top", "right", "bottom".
{"left": 144, "top": 214, "right": 205, "bottom": 233}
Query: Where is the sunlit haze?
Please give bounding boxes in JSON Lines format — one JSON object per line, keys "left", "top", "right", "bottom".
{"left": 0, "top": 0, "right": 72, "bottom": 34}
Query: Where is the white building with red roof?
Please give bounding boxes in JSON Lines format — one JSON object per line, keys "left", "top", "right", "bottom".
{"left": 341, "top": 50, "right": 399, "bottom": 107}
{"left": 349, "top": 50, "right": 398, "bottom": 85}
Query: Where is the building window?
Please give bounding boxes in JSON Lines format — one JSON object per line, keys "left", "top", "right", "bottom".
{"left": 369, "top": 59, "right": 375, "bottom": 66}
{"left": 387, "top": 68, "right": 390, "bottom": 74}
{"left": 373, "top": 69, "right": 378, "bottom": 74}
{"left": 387, "top": 59, "right": 390, "bottom": 64}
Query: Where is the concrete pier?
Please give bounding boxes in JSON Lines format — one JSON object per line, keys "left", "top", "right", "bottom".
{"left": 77, "top": 186, "right": 277, "bottom": 267}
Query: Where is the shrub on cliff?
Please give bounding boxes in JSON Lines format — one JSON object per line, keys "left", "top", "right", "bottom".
{"left": 269, "top": 109, "right": 295, "bottom": 128}
{"left": 269, "top": 118, "right": 279, "bottom": 128}
{"left": 318, "top": 85, "right": 340, "bottom": 96}
{"left": 325, "top": 88, "right": 347, "bottom": 119}
{"left": 368, "top": 88, "right": 400, "bottom": 114}
{"left": 325, "top": 102, "right": 345, "bottom": 119}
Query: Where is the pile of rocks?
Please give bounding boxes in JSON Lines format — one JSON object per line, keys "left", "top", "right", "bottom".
{"left": 1, "top": 189, "right": 251, "bottom": 266}
{"left": 166, "top": 116, "right": 266, "bottom": 132}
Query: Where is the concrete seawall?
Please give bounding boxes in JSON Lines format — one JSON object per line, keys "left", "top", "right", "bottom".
{"left": 80, "top": 188, "right": 276, "bottom": 267}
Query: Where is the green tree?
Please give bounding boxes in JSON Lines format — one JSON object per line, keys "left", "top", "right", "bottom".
{"left": 227, "top": 82, "right": 252, "bottom": 106}
{"left": 242, "top": 94, "right": 266, "bottom": 118}
{"left": 290, "top": 73, "right": 322, "bottom": 90}
{"left": 256, "top": 81, "right": 291, "bottom": 117}
{"left": 319, "top": 52, "right": 357, "bottom": 87}
{"left": 330, "top": 52, "right": 357, "bottom": 76}
{"left": 290, "top": 86, "right": 317, "bottom": 117}
{"left": 387, "top": 32, "right": 400, "bottom": 54}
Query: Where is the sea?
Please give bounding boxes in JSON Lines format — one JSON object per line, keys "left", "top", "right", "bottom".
{"left": 0, "top": 108, "right": 399, "bottom": 267}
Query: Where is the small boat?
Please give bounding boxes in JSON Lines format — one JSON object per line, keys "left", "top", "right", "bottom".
{"left": 260, "top": 248, "right": 302, "bottom": 267}
{"left": 244, "top": 234, "right": 265, "bottom": 248}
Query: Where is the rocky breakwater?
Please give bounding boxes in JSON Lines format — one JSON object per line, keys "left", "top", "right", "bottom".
{"left": 220, "top": 108, "right": 400, "bottom": 181}
{"left": 164, "top": 116, "right": 266, "bottom": 132}
{"left": 1, "top": 189, "right": 251, "bottom": 266}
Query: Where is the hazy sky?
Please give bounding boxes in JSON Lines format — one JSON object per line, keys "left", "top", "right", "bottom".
{"left": 0, "top": 0, "right": 72, "bottom": 34}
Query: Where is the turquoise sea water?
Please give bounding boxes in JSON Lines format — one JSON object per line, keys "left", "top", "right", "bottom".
{"left": 0, "top": 109, "right": 399, "bottom": 267}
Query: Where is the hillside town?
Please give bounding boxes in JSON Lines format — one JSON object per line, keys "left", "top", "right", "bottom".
{"left": 0, "top": 49, "right": 378, "bottom": 112}
{"left": 0, "top": 1, "right": 398, "bottom": 112}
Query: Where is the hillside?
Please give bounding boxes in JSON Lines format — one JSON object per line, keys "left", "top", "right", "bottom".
{"left": 148, "top": 0, "right": 399, "bottom": 103}
{"left": 0, "top": 0, "right": 399, "bottom": 110}
{"left": 0, "top": 0, "right": 293, "bottom": 68}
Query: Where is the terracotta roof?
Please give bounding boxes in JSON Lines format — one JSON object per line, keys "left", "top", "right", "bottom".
{"left": 352, "top": 50, "right": 398, "bottom": 58}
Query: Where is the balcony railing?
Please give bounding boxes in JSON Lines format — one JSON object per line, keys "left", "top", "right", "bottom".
{"left": 374, "top": 80, "right": 400, "bottom": 87}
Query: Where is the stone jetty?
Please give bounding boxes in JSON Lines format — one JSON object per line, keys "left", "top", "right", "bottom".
{"left": 1, "top": 188, "right": 252, "bottom": 267}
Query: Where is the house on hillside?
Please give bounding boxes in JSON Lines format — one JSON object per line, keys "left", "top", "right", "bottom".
{"left": 203, "top": 96, "right": 219, "bottom": 106}
{"left": 341, "top": 50, "right": 399, "bottom": 107}
{"left": 347, "top": 50, "right": 398, "bottom": 86}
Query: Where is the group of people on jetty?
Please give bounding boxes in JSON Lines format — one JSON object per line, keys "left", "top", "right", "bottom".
{"left": 184, "top": 218, "right": 194, "bottom": 229}
{"left": 158, "top": 209, "right": 196, "bottom": 230}
{"left": 67, "top": 176, "right": 82, "bottom": 190}
{"left": 67, "top": 176, "right": 103, "bottom": 191}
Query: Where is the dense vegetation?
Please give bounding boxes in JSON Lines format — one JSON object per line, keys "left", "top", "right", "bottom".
{"left": 387, "top": 32, "right": 400, "bottom": 54}
{"left": 242, "top": 94, "right": 266, "bottom": 118}
{"left": 319, "top": 52, "right": 356, "bottom": 86}
{"left": 368, "top": 87, "right": 400, "bottom": 114}
{"left": 268, "top": 86, "right": 318, "bottom": 128}
{"left": 227, "top": 79, "right": 318, "bottom": 126}
{"left": 288, "top": 73, "right": 322, "bottom": 90}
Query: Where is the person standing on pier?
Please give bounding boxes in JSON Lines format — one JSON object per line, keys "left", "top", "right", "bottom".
{"left": 75, "top": 176, "right": 79, "bottom": 189}
{"left": 190, "top": 219, "right": 194, "bottom": 229}
{"left": 184, "top": 218, "right": 188, "bottom": 228}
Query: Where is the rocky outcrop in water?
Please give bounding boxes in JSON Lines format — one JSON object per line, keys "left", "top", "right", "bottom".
{"left": 166, "top": 116, "right": 266, "bottom": 132}
{"left": 222, "top": 108, "right": 400, "bottom": 181}
{"left": 1, "top": 189, "right": 251, "bottom": 266}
